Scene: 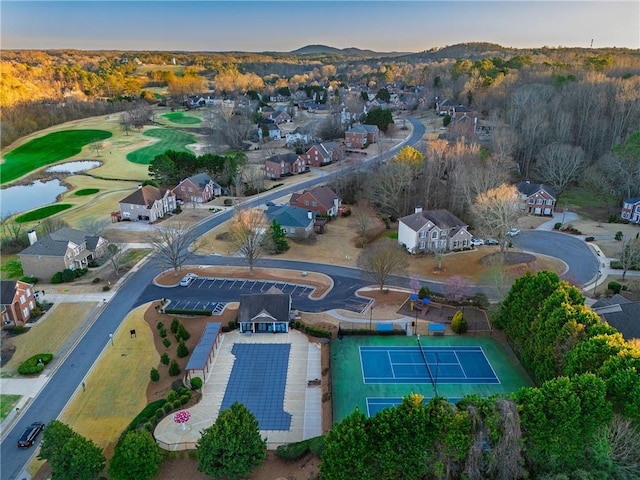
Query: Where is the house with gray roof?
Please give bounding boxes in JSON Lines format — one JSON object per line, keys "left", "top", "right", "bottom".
{"left": 621, "top": 196, "right": 640, "bottom": 224}
{"left": 516, "top": 181, "right": 556, "bottom": 216}
{"left": 238, "top": 286, "right": 291, "bottom": 333}
{"left": 172, "top": 173, "right": 221, "bottom": 204}
{"left": 345, "top": 124, "right": 379, "bottom": 149}
{"left": 264, "top": 153, "right": 308, "bottom": 180}
{"left": 119, "top": 185, "right": 176, "bottom": 222}
{"left": 265, "top": 205, "right": 316, "bottom": 239}
{"left": 592, "top": 294, "right": 640, "bottom": 341}
{"left": 398, "top": 207, "right": 472, "bottom": 254}
{"left": 19, "top": 227, "right": 108, "bottom": 281}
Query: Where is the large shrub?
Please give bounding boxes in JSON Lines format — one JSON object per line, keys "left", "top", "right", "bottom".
{"left": 18, "top": 353, "right": 53, "bottom": 375}
{"left": 451, "top": 310, "right": 468, "bottom": 334}
{"left": 168, "top": 360, "right": 180, "bottom": 376}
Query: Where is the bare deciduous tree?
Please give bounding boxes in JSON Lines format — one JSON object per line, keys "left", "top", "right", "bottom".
{"left": 619, "top": 236, "right": 640, "bottom": 281}
{"left": 91, "top": 138, "right": 104, "bottom": 157}
{"left": 533, "top": 143, "right": 586, "bottom": 197}
{"left": 356, "top": 238, "right": 409, "bottom": 291}
{"left": 471, "top": 184, "right": 521, "bottom": 252}
{"left": 78, "top": 217, "right": 110, "bottom": 236}
{"left": 228, "top": 208, "right": 268, "bottom": 276}
{"left": 105, "top": 243, "right": 123, "bottom": 276}
{"left": 147, "top": 223, "right": 204, "bottom": 275}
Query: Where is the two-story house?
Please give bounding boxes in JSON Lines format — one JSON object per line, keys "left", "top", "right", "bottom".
{"left": 264, "top": 153, "right": 309, "bottom": 180}
{"left": 621, "top": 196, "right": 640, "bottom": 224}
{"left": 257, "top": 121, "right": 282, "bottom": 140}
{"left": 1, "top": 280, "right": 36, "bottom": 328}
{"left": 345, "top": 124, "right": 379, "bottom": 149}
{"left": 172, "top": 173, "right": 221, "bottom": 204}
{"left": 289, "top": 185, "right": 341, "bottom": 217}
{"left": 300, "top": 142, "right": 342, "bottom": 167}
{"left": 516, "top": 181, "right": 556, "bottom": 216}
{"left": 398, "top": 207, "right": 472, "bottom": 254}
{"left": 119, "top": 185, "right": 176, "bottom": 222}
{"left": 19, "top": 227, "right": 109, "bottom": 281}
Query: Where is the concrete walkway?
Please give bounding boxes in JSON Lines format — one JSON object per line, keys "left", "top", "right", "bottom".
{"left": 153, "top": 329, "right": 322, "bottom": 450}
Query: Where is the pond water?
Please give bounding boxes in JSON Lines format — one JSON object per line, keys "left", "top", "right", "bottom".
{"left": 1, "top": 179, "right": 67, "bottom": 219}
{"left": 46, "top": 160, "right": 101, "bottom": 173}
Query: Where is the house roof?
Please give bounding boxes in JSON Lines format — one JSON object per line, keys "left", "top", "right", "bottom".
{"left": 347, "top": 124, "right": 379, "bottom": 135}
{"left": 119, "top": 185, "right": 171, "bottom": 208}
{"left": 400, "top": 209, "right": 468, "bottom": 232}
{"left": 266, "top": 153, "right": 298, "bottom": 165}
{"left": 186, "top": 173, "right": 213, "bottom": 190}
{"left": 238, "top": 289, "right": 290, "bottom": 323}
{"left": 623, "top": 196, "right": 640, "bottom": 205}
{"left": 592, "top": 295, "right": 640, "bottom": 340}
{"left": 19, "top": 227, "right": 98, "bottom": 257}
{"left": 291, "top": 185, "right": 340, "bottom": 211}
{"left": 266, "top": 205, "right": 315, "bottom": 228}
{"left": 516, "top": 181, "right": 557, "bottom": 200}
{"left": 0, "top": 280, "right": 18, "bottom": 305}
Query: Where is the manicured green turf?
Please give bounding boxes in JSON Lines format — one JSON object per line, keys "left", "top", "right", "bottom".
{"left": 126, "top": 128, "right": 196, "bottom": 165}
{"left": 74, "top": 188, "right": 100, "bottom": 196}
{"left": 0, "top": 394, "right": 21, "bottom": 420}
{"left": 1, "top": 130, "right": 112, "bottom": 184}
{"left": 163, "top": 112, "right": 201, "bottom": 125}
{"left": 331, "top": 335, "right": 533, "bottom": 424}
{"left": 560, "top": 186, "right": 616, "bottom": 209}
{"left": 15, "top": 204, "right": 73, "bottom": 223}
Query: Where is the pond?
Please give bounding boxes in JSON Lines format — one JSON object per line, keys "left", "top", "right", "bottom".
{"left": 45, "top": 160, "right": 101, "bottom": 173}
{"left": 1, "top": 179, "right": 67, "bottom": 219}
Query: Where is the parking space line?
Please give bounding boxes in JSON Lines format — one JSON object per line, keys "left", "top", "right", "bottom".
{"left": 239, "top": 280, "right": 246, "bottom": 289}
{"left": 228, "top": 280, "right": 237, "bottom": 289}
{"left": 247, "top": 281, "right": 257, "bottom": 290}
{"left": 220, "top": 279, "right": 228, "bottom": 288}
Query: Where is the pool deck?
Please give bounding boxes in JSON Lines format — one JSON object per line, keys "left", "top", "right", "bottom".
{"left": 154, "top": 329, "right": 322, "bottom": 450}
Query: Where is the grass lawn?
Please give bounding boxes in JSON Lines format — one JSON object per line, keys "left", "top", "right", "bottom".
{"left": 163, "top": 112, "right": 201, "bottom": 125}
{"left": 0, "top": 394, "right": 21, "bottom": 420}
{"left": 15, "top": 204, "right": 73, "bottom": 223}
{"left": 1, "top": 303, "right": 97, "bottom": 376}
{"left": 58, "top": 305, "right": 156, "bottom": 455}
{"left": 126, "top": 128, "right": 196, "bottom": 165}
{"left": 1, "top": 130, "right": 112, "bottom": 184}
{"left": 74, "top": 188, "right": 100, "bottom": 196}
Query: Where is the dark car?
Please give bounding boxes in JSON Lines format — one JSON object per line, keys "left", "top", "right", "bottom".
{"left": 17, "top": 422, "right": 45, "bottom": 448}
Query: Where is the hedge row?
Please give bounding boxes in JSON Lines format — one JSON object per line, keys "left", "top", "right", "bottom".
{"left": 339, "top": 328, "right": 404, "bottom": 336}
{"left": 18, "top": 353, "right": 53, "bottom": 375}
{"left": 163, "top": 308, "right": 213, "bottom": 316}
{"left": 276, "top": 435, "right": 326, "bottom": 460}
{"left": 293, "top": 321, "right": 331, "bottom": 338}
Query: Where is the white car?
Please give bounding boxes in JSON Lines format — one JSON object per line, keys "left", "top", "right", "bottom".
{"left": 470, "top": 237, "right": 484, "bottom": 246}
{"left": 506, "top": 228, "right": 521, "bottom": 237}
{"left": 179, "top": 274, "right": 196, "bottom": 287}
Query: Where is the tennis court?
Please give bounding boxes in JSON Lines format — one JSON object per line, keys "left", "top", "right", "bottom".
{"left": 332, "top": 336, "right": 533, "bottom": 422}
{"left": 360, "top": 345, "right": 499, "bottom": 384}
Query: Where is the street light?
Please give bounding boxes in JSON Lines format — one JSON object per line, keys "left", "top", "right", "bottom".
{"left": 109, "top": 333, "right": 114, "bottom": 346}
{"left": 369, "top": 303, "right": 374, "bottom": 331}
{"left": 593, "top": 271, "right": 602, "bottom": 296}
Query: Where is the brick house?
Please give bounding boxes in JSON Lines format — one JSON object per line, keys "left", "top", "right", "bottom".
{"left": 289, "top": 185, "right": 341, "bottom": 217}
{"left": 172, "top": 173, "right": 221, "bottom": 204}
{"left": 345, "top": 124, "right": 379, "bottom": 149}
{"left": 264, "top": 153, "right": 309, "bottom": 180}
{"left": 621, "top": 196, "right": 640, "bottom": 224}
{"left": 119, "top": 185, "right": 176, "bottom": 222}
{"left": 1, "top": 280, "right": 36, "bottom": 328}
{"left": 300, "top": 142, "right": 343, "bottom": 167}
{"left": 516, "top": 181, "right": 556, "bottom": 216}
{"left": 19, "top": 227, "right": 109, "bottom": 281}
{"left": 398, "top": 207, "right": 472, "bottom": 254}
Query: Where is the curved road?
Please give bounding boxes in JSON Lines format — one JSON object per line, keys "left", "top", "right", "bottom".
{"left": 0, "top": 118, "right": 598, "bottom": 479}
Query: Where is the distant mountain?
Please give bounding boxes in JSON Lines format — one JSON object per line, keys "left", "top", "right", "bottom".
{"left": 289, "top": 44, "right": 406, "bottom": 57}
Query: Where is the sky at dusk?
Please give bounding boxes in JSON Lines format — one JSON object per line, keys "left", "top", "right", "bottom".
{"left": 2, "top": 1, "right": 639, "bottom": 52}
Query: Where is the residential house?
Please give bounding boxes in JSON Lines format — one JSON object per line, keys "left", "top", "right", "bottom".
{"left": 621, "top": 196, "right": 640, "bottom": 224}
{"left": 238, "top": 287, "right": 291, "bottom": 333}
{"left": 119, "top": 185, "right": 176, "bottom": 222}
{"left": 345, "top": 124, "right": 379, "bottom": 149}
{"left": 285, "top": 128, "right": 312, "bottom": 148}
{"left": 264, "top": 153, "right": 308, "bottom": 179}
{"left": 301, "top": 142, "right": 342, "bottom": 167}
{"left": 289, "top": 185, "right": 341, "bottom": 217}
{"left": 173, "top": 173, "right": 221, "bottom": 204}
{"left": 591, "top": 294, "right": 640, "bottom": 341}
{"left": 257, "top": 122, "right": 282, "bottom": 141}
{"left": 516, "top": 181, "right": 556, "bottom": 216}
{"left": 398, "top": 207, "right": 472, "bottom": 254}
{"left": 1, "top": 280, "right": 36, "bottom": 328}
{"left": 265, "top": 205, "right": 316, "bottom": 239}
{"left": 269, "top": 110, "right": 292, "bottom": 124}
{"left": 19, "top": 227, "right": 109, "bottom": 281}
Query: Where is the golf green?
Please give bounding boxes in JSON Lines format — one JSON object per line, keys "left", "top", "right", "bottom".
{"left": 163, "top": 112, "right": 201, "bottom": 125}
{"left": 15, "top": 204, "right": 73, "bottom": 223}
{"left": 126, "top": 128, "right": 196, "bottom": 165}
{"left": 1, "top": 130, "right": 112, "bottom": 184}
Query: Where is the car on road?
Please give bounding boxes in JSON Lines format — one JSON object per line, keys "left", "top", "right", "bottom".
{"left": 470, "top": 237, "right": 484, "bottom": 246}
{"left": 179, "top": 274, "right": 197, "bottom": 287}
{"left": 17, "top": 422, "right": 45, "bottom": 448}
{"left": 506, "top": 228, "right": 521, "bottom": 237}
{"left": 484, "top": 238, "right": 500, "bottom": 245}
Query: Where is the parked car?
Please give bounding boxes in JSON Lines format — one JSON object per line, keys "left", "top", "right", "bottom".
{"left": 506, "top": 228, "right": 521, "bottom": 237}
{"left": 179, "top": 274, "right": 196, "bottom": 287}
{"left": 17, "top": 422, "right": 45, "bottom": 448}
{"left": 484, "top": 238, "right": 500, "bottom": 245}
{"left": 470, "top": 238, "right": 484, "bottom": 246}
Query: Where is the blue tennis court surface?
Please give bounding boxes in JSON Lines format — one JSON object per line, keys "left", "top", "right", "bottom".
{"left": 221, "top": 344, "right": 291, "bottom": 430}
{"left": 360, "top": 346, "right": 499, "bottom": 384}
{"left": 366, "top": 396, "right": 462, "bottom": 417}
